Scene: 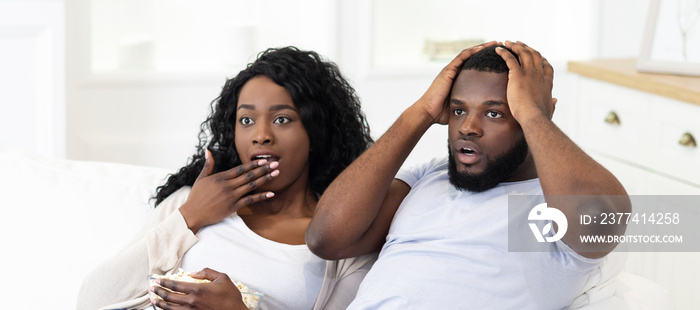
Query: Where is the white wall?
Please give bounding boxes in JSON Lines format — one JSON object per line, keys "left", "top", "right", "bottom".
{"left": 65, "top": 0, "right": 340, "bottom": 169}
{"left": 0, "top": 0, "right": 65, "bottom": 159}
{"left": 0, "top": 0, "right": 654, "bottom": 169}
{"left": 340, "top": 0, "right": 606, "bottom": 168}
{"left": 596, "top": 0, "right": 652, "bottom": 58}
{"left": 59, "top": 0, "right": 656, "bottom": 170}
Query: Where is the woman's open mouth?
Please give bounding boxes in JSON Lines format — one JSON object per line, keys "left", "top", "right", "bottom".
{"left": 250, "top": 152, "right": 280, "bottom": 163}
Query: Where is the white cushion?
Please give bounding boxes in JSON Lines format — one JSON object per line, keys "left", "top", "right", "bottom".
{"left": 576, "top": 271, "right": 674, "bottom": 310}
{"left": 0, "top": 144, "right": 171, "bottom": 310}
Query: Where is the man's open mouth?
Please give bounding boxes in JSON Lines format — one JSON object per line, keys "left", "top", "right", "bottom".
{"left": 461, "top": 147, "right": 477, "bottom": 155}
{"left": 455, "top": 144, "right": 482, "bottom": 165}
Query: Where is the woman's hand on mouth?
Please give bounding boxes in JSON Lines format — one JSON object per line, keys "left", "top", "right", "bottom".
{"left": 179, "top": 149, "right": 280, "bottom": 234}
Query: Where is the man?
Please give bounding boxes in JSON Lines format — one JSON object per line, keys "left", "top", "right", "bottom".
{"left": 305, "top": 41, "right": 630, "bottom": 309}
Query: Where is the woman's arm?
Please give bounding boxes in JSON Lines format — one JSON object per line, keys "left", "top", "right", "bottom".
{"left": 78, "top": 152, "right": 280, "bottom": 309}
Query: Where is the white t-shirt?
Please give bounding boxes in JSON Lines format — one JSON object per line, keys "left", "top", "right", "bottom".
{"left": 348, "top": 157, "right": 602, "bottom": 309}
{"left": 181, "top": 213, "right": 326, "bottom": 310}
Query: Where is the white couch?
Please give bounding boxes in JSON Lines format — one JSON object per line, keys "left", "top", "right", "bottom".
{"left": 0, "top": 144, "right": 674, "bottom": 309}
{"left": 0, "top": 144, "right": 170, "bottom": 309}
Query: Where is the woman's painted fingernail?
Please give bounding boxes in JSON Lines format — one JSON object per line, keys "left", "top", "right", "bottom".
{"left": 271, "top": 170, "right": 280, "bottom": 177}
{"left": 266, "top": 192, "right": 275, "bottom": 198}
{"left": 257, "top": 159, "right": 268, "bottom": 166}
{"left": 269, "top": 161, "right": 279, "bottom": 169}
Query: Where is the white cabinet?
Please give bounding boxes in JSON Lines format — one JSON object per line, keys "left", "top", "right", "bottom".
{"left": 568, "top": 63, "right": 700, "bottom": 194}
{"left": 652, "top": 96, "right": 700, "bottom": 187}
{"left": 568, "top": 60, "right": 700, "bottom": 309}
{"left": 575, "top": 78, "right": 653, "bottom": 171}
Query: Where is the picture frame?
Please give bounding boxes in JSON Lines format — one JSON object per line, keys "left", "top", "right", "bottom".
{"left": 638, "top": 0, "right": 700, "bottom": 76}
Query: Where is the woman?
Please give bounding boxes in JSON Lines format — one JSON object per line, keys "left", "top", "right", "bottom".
{"left": 78, "top": 47, "right": 375, "bottom": 310}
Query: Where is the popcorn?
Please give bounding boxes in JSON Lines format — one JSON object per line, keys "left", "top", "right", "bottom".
{"left": 149, "top": 269, "right": 263, "bottom": 310}
{"left": 151, "top": 269, "right": 210, "bottom": 283}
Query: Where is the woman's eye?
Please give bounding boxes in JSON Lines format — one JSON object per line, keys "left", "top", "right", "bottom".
{"left": 453, "top": 109, "right": 465, "bottom": 116}
{"left": 273, "top": 116, "right": 291, "bottom": 124}
{"left": 240, "top": 117, "right": 254, "bottom": 125}
{"left": 486, "top": 111, "right": 502, "bottom": 118}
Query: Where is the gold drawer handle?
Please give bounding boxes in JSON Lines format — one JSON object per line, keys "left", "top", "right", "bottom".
{"left": 678, "top": 132, "right": 697, "bottom": 148}
{"left": 604, "top": 111, "right": 620, "bottom": 125}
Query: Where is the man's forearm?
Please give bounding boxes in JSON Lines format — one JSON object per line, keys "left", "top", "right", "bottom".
{"left": 520, "top": 112, "right": 630, "bottom": 257}
{"left": 306, "top": 104, "right": 432, "bottom": 259}
{"left": 498, "top": 41, "right": 628, "bottom": 257}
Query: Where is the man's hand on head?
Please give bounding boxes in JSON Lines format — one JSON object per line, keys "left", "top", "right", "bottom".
{"left": 495, "top": 41, "right": 556, "bottom": 124}
{"left": 416, "top": 41, "right": 501, "bottom": 125}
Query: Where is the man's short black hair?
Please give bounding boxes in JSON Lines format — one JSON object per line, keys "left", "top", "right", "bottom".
{"left": 460, "top": 45, "right": 519, "bottom": 73}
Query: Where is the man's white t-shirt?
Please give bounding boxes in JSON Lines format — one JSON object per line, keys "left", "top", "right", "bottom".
{"left": 348, "top": 157, "right": 602, "bottom": 309}
{"left": 181, "top": 214, "right": 326, "bottom": 310}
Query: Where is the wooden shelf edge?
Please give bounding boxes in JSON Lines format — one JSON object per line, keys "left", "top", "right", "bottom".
{"left": 567, "top": 59, "right": 700, "bottom": 106}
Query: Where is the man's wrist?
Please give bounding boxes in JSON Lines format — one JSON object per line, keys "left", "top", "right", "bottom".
{"left": 513, "top": 105, "right": 551, "bottom": 128}
{"left": 406, "top": 101, "right": 441, "bottom": 128}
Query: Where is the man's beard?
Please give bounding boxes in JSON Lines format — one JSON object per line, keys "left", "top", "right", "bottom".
{"left": 448, "top": 137, "right": 529, "bottom": 192}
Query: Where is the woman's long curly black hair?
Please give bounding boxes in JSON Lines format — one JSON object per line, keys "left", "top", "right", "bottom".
{"left": 154, "top": 46, "right": 373, "bottom": 206}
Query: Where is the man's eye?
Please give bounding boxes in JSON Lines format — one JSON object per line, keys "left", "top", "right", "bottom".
{"left": 240, "top": 117, "right": 254, "bottom": 125}
{"left": 486, "top": 111, "right": 502, "bottom": 118}
{"left": 273, "top": 117, "right": 291, "bottom": 124}
{"left": 453, "top": 109, "right": 465, "bottom": 116}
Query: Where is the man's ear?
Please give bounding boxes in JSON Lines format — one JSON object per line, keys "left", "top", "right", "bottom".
{"left": 551, "top": 97, "right": 558, "bottom": 117}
